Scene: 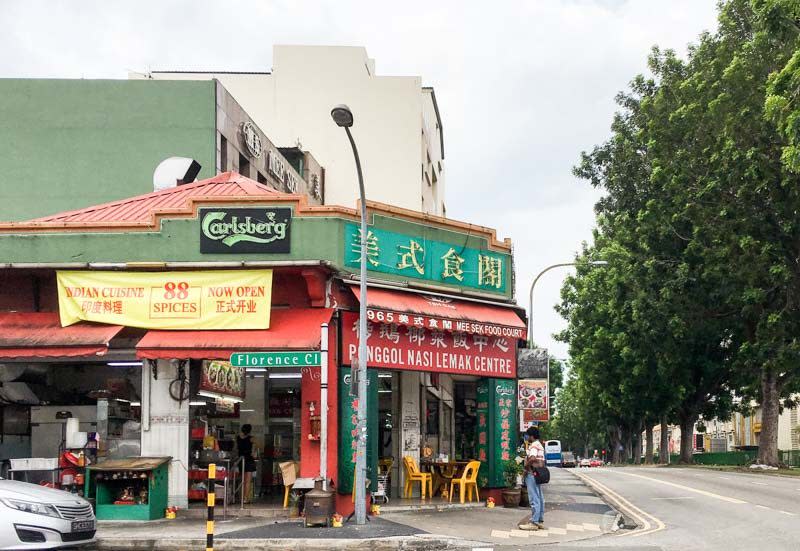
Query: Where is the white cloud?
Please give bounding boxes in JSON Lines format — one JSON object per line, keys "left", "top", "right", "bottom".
{"left": 0, "top": 0, "right": 719, "bottom": 357}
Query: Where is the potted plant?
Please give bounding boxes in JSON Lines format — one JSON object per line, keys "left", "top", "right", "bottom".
{"left": 501, "top": 459, "right": 524, "bottom": 507}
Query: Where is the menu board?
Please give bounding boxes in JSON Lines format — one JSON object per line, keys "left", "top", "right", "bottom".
{"left": 337, "top": 367, "right": 378, "bottom": 494}
{"left": 476, "top": 378, "right": 518, "bottom": 488}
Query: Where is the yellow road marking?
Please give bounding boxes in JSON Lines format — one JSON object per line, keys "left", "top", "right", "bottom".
{"left": 574, "top": 471, "right": 665, "bottom": 538}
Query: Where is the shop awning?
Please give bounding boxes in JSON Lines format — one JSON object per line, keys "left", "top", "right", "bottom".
{"left": 135, "top": 308, "right": 334, "bottom": 360}
{"left": 0, "top": 312, "right": 123, "bottom": 358}
{"left": 349, "top": 285, "right": 526, "bottom": 339}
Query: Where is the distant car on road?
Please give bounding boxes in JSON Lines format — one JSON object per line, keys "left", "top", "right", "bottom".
{"left": 561, "top": 452, "right": 577, "bottom": 468}
{"left": 579, "top": 458, "right": 592, "bottom": 468}
{"left": 589, "top": 458, "right": 603, "bottom": 468}
{"left": 0, "top": 479, "right": 95, "bottom": 549}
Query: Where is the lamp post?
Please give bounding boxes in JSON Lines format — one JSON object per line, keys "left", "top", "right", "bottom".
{"left": 331, "top": 104, "right": 368, "bottom": 525}
{"left": 528, "top": 261, "right": 608, "bottom": 346}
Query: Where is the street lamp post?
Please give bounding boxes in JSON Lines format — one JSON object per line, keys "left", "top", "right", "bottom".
{"left": 331, "top": 104, "right": 368, "bottom": 525}
{"left": 528, "top": 261, "right": 607, "bottom": 346}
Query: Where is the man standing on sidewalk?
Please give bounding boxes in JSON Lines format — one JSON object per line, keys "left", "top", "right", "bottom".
{"left": 520, "top": 426, "right": 546, "bottom": 530}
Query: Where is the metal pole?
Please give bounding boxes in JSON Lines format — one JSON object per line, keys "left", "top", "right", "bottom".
{"left": 206, "top": 463, "right": 216, "bottom": 551}
{"left": 344, "top": 126, "right": 369, "bottom": 525}
{"left": 527, "top": 263, "right": 577, "bottom": 346}
{"left": 320, "top": 323, "right": 329, "bottom": 491}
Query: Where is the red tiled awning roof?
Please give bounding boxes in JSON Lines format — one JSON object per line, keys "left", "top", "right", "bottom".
{"left": 135, "top": 308, "right": 334, "bottom": 360}
{"left": 349, "top": 285, "right": 526, "bottom": 339}
{"left": 27, "top": 172, "right": 281, "bottom": 225}
{"left": 0, "top": 312, "right": 123, "bottom": 358}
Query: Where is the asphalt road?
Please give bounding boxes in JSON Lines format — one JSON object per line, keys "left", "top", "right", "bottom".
{"left": 559, "top": 466, "right": 800, "bottom": 551}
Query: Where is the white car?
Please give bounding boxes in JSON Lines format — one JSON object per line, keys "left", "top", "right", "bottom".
{"left": 0, "top": 480, "right": 95, "bottom": 549}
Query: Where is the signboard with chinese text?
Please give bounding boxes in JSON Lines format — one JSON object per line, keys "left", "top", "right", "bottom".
{"left": 520, "top": 409, "right": 543, "bottom": 432}
{"left": 365, "top": 307, "right": 525, "bottom": 340}
{"left": 57, "top": 270, "right": 272, "bottom": 330}
{"left": 518, "top": 379, "right": 549, "bottom": 423}
{"left": 476, "top": 378, "right": 517, "bottom": 488}
{"left": 341, "top": 312, "right": 516, "bottom": 379}
{"left": 336, "top": 367, "right": 378, "bottom": 495}
{"left": 200, "top": 360, "right": 246, "bottom": 401}
{"left": 200, "top": 207, "right": 290, "bottom": 254}
{"left": 344, "top": 223, "right": 508, "bottom": 293}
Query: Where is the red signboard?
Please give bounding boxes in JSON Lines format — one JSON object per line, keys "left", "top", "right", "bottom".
{"left": 366, "top": 308, "right": 526, "bottom": 339}
{"left": 341, "top": 312, "right": 516, "bottom": 378}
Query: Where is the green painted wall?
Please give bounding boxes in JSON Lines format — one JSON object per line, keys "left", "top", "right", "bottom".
{"left": 0, "top": 204, "right": 514, "bottom": 299}
{"left": 0, "top": 79, "right": 217, "bottom": 222}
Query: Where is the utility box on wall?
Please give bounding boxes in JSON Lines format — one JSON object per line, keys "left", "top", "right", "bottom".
{"left": 476, "top": 378, "right": 518, "bottom": 488}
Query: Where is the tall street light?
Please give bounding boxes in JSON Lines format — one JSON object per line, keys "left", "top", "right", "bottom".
{"left": 331, "top": 104, "right": 368, "bottom": 525}
{"left": 528, "top": 261, "right": 608, "bottom": 346}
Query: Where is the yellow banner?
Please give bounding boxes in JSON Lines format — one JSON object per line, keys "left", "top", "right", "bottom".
{"left": 57, "top": 270, "right": 272, "bottom": 330}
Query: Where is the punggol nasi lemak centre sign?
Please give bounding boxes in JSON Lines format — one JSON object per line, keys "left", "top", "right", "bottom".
{"left": 200, "top": 207, "right": 291, "bottom": 253}
{"left": 344, "top": 223, "right": 509, "bottom": 294}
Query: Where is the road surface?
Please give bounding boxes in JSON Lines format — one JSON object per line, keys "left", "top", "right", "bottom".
{"left": 559, "top": 466, "right": 800, "bottom": 550}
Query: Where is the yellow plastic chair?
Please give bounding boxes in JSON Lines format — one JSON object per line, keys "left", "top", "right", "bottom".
{"left": 449, "top": 460, "right": 480, "bottom": 503}
{"left": 279, "top": 461, "right": 299, "bottom": 508}
{"left": 402, "top": 456, "right": 432, "bottom": 499}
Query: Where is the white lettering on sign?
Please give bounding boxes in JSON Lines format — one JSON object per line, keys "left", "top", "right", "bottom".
{"left": 366, "top": 308, "right": 524, "bottom": 339}
{"left": 268, "top": 150, "right": 299, "bottom": 193}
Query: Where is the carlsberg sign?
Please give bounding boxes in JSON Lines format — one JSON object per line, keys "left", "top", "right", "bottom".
{"left": 200, "top": 207, "right": 291, "bottom": 254}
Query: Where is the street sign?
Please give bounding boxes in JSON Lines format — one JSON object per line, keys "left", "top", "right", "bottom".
{"left": 230, "top": 351, "right": 321, "bottom": 368}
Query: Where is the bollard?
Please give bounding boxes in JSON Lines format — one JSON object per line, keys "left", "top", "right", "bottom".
{"left": 206, "top": 463, "right": 216, "bottom": 551}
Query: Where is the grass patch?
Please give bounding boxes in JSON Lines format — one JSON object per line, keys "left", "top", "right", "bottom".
{"left": 663, "top": 463, "right": 800, "bottom": 477}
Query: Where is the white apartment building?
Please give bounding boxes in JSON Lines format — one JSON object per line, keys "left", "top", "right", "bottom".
{"left": 136, "top": 45, "right": 446, "bottom": 215}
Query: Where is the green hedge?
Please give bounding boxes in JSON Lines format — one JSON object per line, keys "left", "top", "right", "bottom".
{"left": 779, "top": 450, "right": 800, "bottom": 467}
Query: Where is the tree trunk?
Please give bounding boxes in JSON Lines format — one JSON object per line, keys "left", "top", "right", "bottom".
{"left": 645, "top": 422, "right": 654, "bottom": 464}
{"left": 632, "top": 420, "right": 643, "bottom": 464}
{"left": 624, "top": 428, "right": 633, "bottom": 463}
{"left": 659, "top": 416, "right": 669, "bottom": 464}
{"left": 679, "top": 414, "right": 697, "bottom": 464}
{"left": 758, "top": 369, "right": 781, "bottom": 466}
{"left": 611, "top": 426, "right": 622, "bottom": 464}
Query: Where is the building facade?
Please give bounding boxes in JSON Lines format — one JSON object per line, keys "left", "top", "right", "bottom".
{"left": 0, "top": 79, "right": 322, "bottom": 221}
{"left": 0, "top": 172, "right": 521, "bottom": 514}
{"left": 139, "top": 45, "right": 446, "bottom": 216}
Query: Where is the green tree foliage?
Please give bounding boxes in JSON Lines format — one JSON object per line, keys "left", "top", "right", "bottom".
{"left": 560, "top": 0, "right": 800, "bottom": 465}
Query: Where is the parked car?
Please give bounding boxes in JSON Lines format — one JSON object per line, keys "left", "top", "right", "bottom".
{"left": 589, "top": 458, "right": 603, "bottom": 468}
{"left": 579, "top": 458, "right": 592, "bottom": 468}
{"left": 0, "top": 479, "right": 95, "bottom": 549}
{"left": 561, "top": 452, "right": 577, "bottom": 468}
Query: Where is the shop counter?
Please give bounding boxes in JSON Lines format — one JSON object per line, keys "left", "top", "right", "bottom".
{"left": 85, "top": 456, "right": 170, "bottom": 521}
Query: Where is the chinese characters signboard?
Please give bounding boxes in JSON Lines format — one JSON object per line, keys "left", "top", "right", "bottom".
{"left": 344, "top": 223, "right": 509, "bottom": 294}
{"left": 476, "top": 378, "right": 517, "bottom": 488}
{"left": 200, "top": 207, "right": 291, "bottom": 254}
{"left": 337, "top": 367, "right": 378, "bottom": 495}
{"left": 57, "top": 270, "right": 272, "bottom": 330}
{"left": 341, "top": 312, "right": 516, "bottom": 378}
{"left": 199, "top": 361, "right": 246, "bottom": 401}
{"left": 365, "top": 307, "right": 525, "bottom": 340}
{"left": 518, "top": 379, "right": 549, "bottom": 422}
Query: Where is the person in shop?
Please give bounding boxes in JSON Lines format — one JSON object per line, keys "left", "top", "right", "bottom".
{"left": 519, "top": 426, "right": 546, "bottom": 531}
{"left": 236, "top": 424, "right": 257, "bottom": 503}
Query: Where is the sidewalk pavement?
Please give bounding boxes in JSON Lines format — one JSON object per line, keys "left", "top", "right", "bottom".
{"left": 91, "top": 468, "right": 617, "bottom": 550}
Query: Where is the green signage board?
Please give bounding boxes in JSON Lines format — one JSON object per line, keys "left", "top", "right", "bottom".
{"left": 476, "top": 378, "right": 518, "bottom": 488}
{"left": 229, "top": 351, "right": 321, "bottom": 368}
{"left": 337, "top": 367, "right": 378, "bottom": 494}
{"left": 344, "top": 223, "right": 509, "bottom": 294}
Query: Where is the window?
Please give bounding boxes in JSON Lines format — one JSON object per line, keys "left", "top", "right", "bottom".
{"left": 238, "top": 153, "right": 250, "bottom": 179}
{"left": 257, "top": 172, "right": 267, "bottom": 184}
{"left": 220, "top": 135, "right": 228, "bottom": 172}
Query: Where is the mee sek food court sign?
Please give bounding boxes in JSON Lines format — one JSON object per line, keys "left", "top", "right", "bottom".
{"left": 57, "top": 270, "right": 273, "bottom": 329}
{"left": 341, "top": 312, "right": 516, "bottom": 378}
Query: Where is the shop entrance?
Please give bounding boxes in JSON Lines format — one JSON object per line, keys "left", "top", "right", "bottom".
{"left": 187, "top": 366, "right": 302, "bottom": 511}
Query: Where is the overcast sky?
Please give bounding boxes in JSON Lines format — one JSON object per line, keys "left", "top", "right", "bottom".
{"left": 1, "top": 0, "right": 720, "bottom": 359}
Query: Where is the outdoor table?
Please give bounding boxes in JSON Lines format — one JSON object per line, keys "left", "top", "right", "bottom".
{"left": 420, "top": 460, "right": 471, "bottom": 497}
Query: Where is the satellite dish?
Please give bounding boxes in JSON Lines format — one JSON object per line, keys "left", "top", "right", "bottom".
{"left": 153, "top": 157, "right": 202, "bottom": 191}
